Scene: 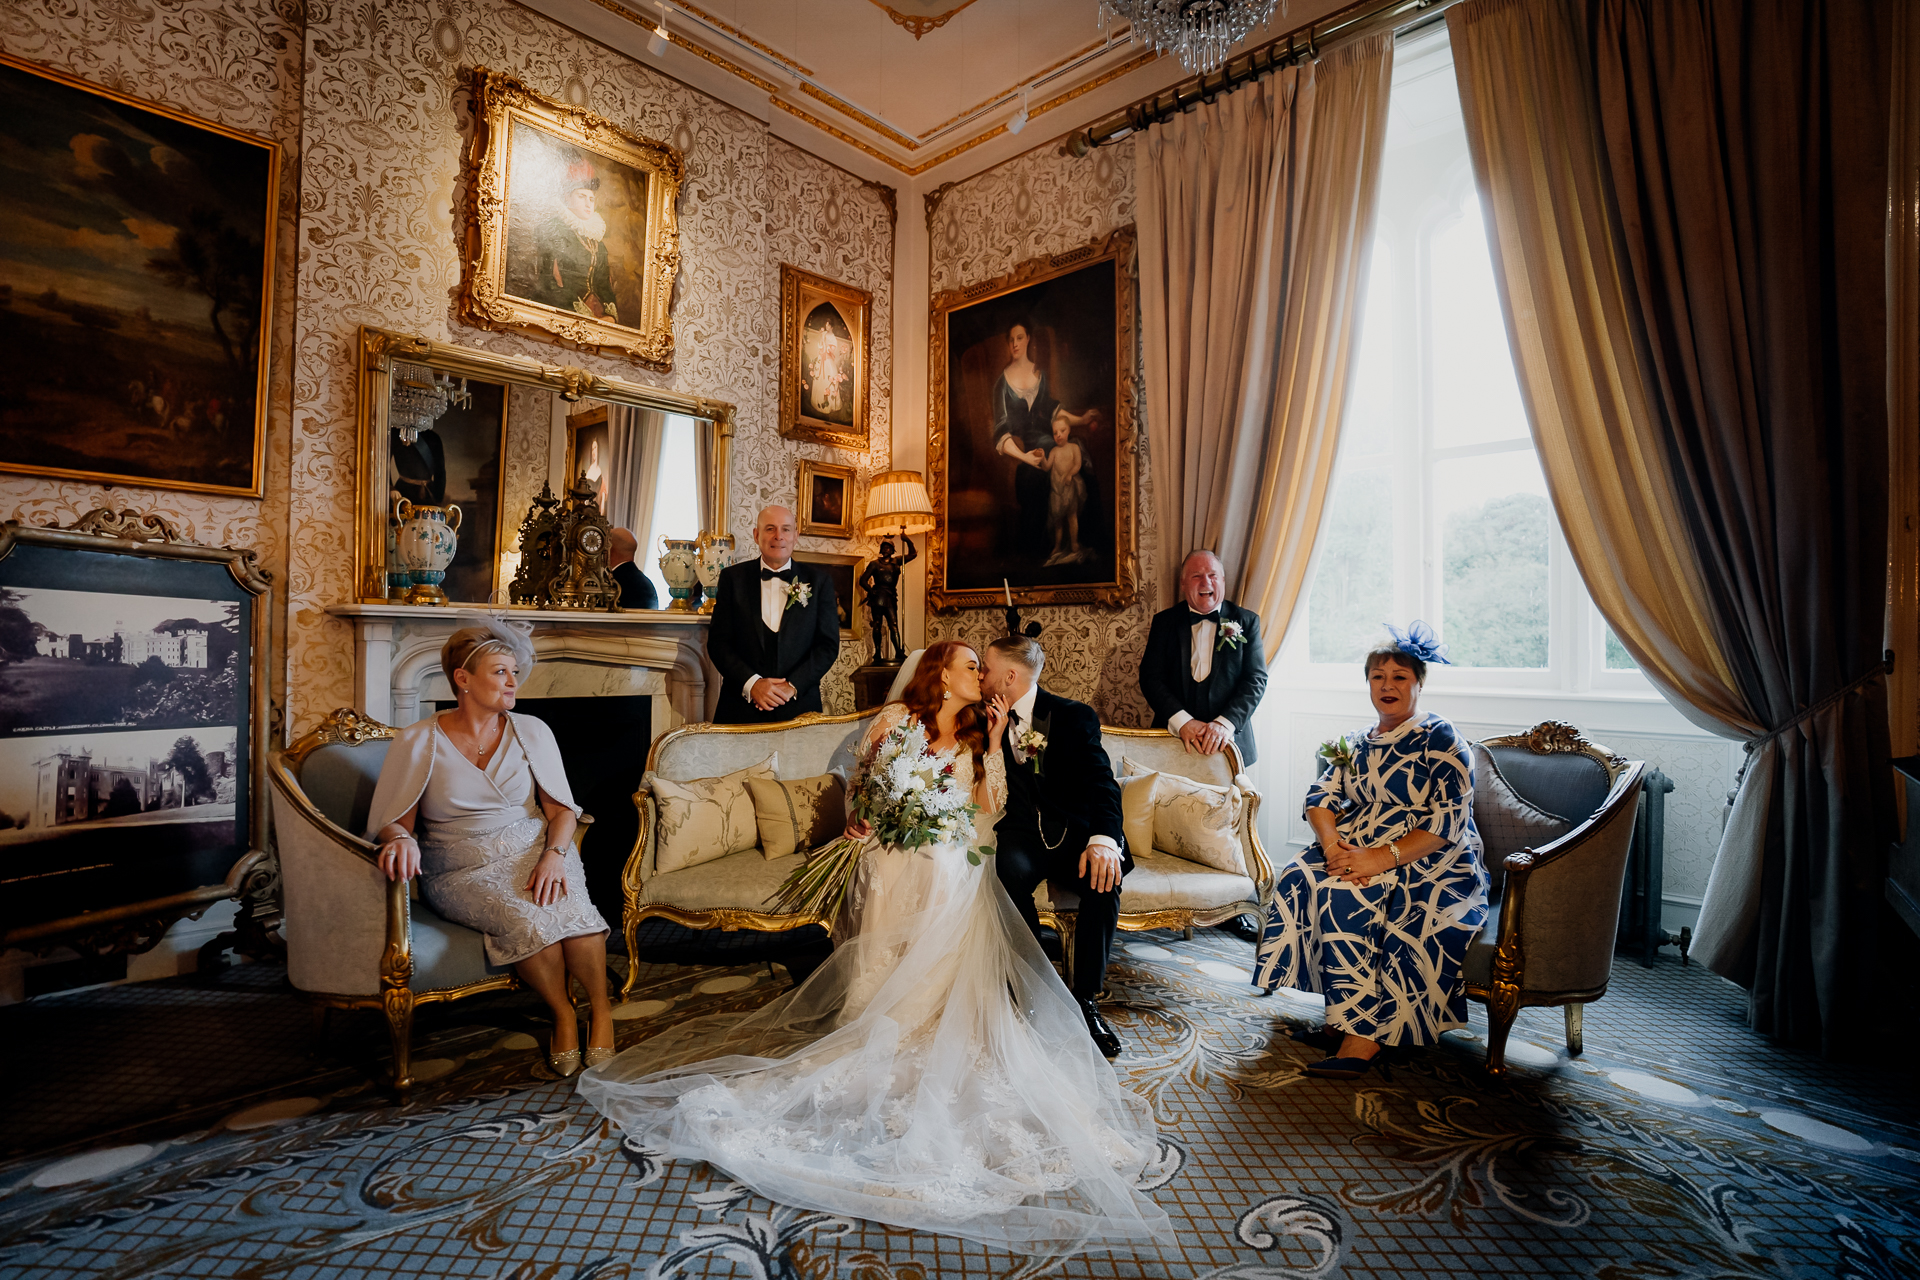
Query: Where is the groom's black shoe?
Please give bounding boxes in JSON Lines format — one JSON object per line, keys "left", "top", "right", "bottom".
{"left": 1221, "top": 914, "right": 1261, "bottom": 943}
{"left": 1080, "top": 999, "right": 1122, "bottom": 1058}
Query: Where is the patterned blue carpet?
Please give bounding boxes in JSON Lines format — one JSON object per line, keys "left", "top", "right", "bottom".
{"left": 1, "top": 928, "right": 1916, "bottom": 1279}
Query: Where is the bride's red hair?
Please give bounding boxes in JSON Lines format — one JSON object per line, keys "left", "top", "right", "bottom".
{"left": 897, "top": 639, "right": 986, "bottom": 773}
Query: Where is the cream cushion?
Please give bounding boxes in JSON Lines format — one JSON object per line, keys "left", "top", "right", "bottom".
{"left": 1122, "top": 755, "right": 1247, "bottom": 876}
{"left": 644, "top": 846, "right": 809, "bottom": 914}
{"left": 1119, "top": 772, "right": 1157, "bottom": 862}
{"left": 746, "top": 772, "right": 847, "bottom": 860}
{"left": 647, "top": 754, "right": 776, "bottom": 874}
{"left": 1042, "top": 850, "right": 1255, "bottom": 914}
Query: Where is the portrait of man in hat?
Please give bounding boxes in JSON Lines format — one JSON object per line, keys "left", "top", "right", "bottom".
{"left": 530, "top": 157, "right": 620, "bottom": 323}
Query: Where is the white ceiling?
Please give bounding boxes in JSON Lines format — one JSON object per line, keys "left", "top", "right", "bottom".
{"left": 529, "top": 0, "right": 1352, "bottom": 185}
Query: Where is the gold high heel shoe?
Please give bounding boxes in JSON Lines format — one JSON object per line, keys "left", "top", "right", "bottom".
{"left": 583, "top": 1045, "right": 615, "bottom": 1068}
{"left": 548, "top": 1046, "right": 582, "bottom": 1077}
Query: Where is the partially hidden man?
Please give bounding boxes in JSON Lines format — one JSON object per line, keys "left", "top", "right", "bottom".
{"left": 705, "top": 505, "right": 840, "bottom": 724}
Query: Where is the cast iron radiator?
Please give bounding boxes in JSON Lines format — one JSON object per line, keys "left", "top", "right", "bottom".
{"left": 1616, "top": 767, "right": 1686, "bottom": 967}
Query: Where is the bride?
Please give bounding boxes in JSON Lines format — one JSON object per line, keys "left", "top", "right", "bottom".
{"left": 578, "top": 640, "right": 1171, "bottom": 1255}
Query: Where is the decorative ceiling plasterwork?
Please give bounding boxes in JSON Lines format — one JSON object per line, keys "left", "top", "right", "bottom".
{"left": 867, "top": 0, "right": 980, "bottom": 39}
{"left": 567, "top": 0, "right": 1175, "bottom": 178}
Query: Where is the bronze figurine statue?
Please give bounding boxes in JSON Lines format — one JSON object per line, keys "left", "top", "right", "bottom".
{"left": 859, "top": 533, "right": 917, "bottom": 665}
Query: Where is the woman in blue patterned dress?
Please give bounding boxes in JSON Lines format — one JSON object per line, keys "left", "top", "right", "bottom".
{"left": 1252, "top": 624, "right": 1489, "bottom": 1078}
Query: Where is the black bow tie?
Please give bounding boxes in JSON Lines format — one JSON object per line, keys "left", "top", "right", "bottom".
{"left": 1192, "top": 609, "right": 1221, "bottom": 624}
{"left": 761, "top": 566, "right": 796, "bottom": 583}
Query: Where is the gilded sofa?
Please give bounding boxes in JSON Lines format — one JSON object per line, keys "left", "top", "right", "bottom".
{"left": 619, "top": 707, "right": 1271, "bottom": 999}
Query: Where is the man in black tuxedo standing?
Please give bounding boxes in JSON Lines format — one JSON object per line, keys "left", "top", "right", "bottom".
{"left": 1140, "top": 548, "right": 1268, "bottom": 941}
{"left": 705, "top": 505, "right": 840, "bottom": 724}
{"left": 980, "top": 635, "right": 1130, "bottom": 1058}
{"left": 1140, "top": 549, "right": 1268, "bottom": 764}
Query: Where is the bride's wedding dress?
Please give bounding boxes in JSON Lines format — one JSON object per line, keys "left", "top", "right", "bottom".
{"left": 578, "top": 704, "right": 1172, "bottom": 1254}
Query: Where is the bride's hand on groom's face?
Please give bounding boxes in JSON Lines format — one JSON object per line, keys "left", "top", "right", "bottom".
{"left": 982, "top": 695, "right": 1009, "bottom": 748}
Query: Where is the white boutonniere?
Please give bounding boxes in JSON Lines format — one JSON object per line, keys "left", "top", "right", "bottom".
{"left": 1015, "top": 727, "right": 1048, "bottom": 773}
{"left": 786, "top": 580, "right": 812, "bottom": 611}
{"left": 1216, "top": 619, "right": 1246, "bottom": 651}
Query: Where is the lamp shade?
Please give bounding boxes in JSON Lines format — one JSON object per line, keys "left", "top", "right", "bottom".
{"left": 860, "top": 470, "right": 936, "bottom": 536}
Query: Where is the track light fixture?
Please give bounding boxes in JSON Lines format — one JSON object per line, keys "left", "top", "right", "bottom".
{"left": 647, "top": 2, "right": 669, "bottom": 55}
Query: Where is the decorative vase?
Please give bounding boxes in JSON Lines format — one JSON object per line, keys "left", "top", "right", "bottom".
{"left": 658, "top": 536, "right": 701, "bottom": 611}
{"left": 694, "top": 531, "right": 735, "bottom": 615}
{"left": 393, "top": 498, "right": 462, "bottom": 605}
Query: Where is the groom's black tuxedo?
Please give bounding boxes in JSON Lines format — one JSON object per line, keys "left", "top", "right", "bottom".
{"left": 705, "top": 559, "right": 840, "bottom": 724}
{"left": 996, "top": 688, "right": 1130, "bottom": 1001}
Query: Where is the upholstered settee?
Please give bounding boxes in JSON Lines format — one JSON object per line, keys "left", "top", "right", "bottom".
{"left": 619, "top": 709, "right": 1271, "bottom": 1000}
{"left": 268, "top": 708, "right": 589, "bottom": 1091}
{"left": 1461, "top": 721, "right": 1646, "bottom": 1075}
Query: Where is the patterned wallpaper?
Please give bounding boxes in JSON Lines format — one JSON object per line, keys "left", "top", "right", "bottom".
{"left": 922, "top": 140, "right": 1158, "bottom": 725}
{"left": 0, "top": 0, "right": 305, "bottom": 739}
{"left": 4, "top": 2, "right": 897, "bottom": 736}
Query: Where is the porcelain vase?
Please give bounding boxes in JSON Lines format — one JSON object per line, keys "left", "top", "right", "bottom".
{"left": 393, "top": 498, "right": 462, "bottom": 605}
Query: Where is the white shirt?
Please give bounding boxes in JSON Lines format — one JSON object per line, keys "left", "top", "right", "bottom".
{"left": 1008, "top": 681, "right": 1118, "bottom": 857}
{"left": 1166, "top": 607, "right": 1237, "bottom": 741}
{"left": 744, "top": 558, "right": 794, "bottom": 701}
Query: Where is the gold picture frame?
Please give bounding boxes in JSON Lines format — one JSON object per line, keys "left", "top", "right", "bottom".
{"left": 0, "top": 51, "right": 279, "bottom": 499}
{"left": 458, "top": 67, "right": 683, "bottom": 367}
{"left": 779, "top": 264, "right": 872, "bottom": 451}
{"left": 797, "top": 459, "right": 858, "bottom": 540}
{"left": 928, "top": 227, "right": 1138, "bottom": 612}
{"left": 792, "top": 550, "right": 866, "bottom": 639}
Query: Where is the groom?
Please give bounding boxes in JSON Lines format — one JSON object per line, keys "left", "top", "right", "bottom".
{"left": 980, "top": 635, "right": 1130, "bottom": 1058}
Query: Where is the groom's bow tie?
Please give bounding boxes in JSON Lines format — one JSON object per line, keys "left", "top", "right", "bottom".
{"left": 760, "top": 566, "right": 796, "bottom": 582}
{"left": 1191, "top": 609, "right": 1221, "bottom": 624}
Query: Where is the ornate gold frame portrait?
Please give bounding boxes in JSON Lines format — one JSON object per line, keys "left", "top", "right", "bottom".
{"left": 797, "top": 458, "right": 857, "bottom": 540}
{"left": 928, "top": 227, "right": 1138, "bottom": 612}
{"left": 458, "top": 68, "right": 683, "bottom": 367}
{"left": 779, "top": 264, "right": 872, "bottom": 451}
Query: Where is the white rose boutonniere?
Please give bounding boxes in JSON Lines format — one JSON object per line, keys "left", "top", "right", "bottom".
{"left": 1015, "top": 727, "right": 1048, "bottom": 773}
{"left": 1216, "top": 618, "right": 1246, "bottom": 651}
{"left": 786, "top": 580, "right": 812, "bottom": 611}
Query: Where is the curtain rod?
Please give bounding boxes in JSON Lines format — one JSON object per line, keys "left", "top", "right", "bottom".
{"left": 1063, "top": 0, "right": 1460, "bottom": 154}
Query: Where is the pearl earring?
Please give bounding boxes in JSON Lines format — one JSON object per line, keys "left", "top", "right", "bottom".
{"left": 943, "top": 689, "right": 951, "bottom": 700}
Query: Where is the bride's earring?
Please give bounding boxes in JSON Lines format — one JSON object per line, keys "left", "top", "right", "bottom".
{"left": 943, "top": 689, "right": 951, "bottom": 700}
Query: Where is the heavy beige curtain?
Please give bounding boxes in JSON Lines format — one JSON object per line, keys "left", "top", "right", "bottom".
{"left": 1136, "top": 35, "right": 1392, "bottom": 659}
{"left": 604, "top": 403, "right": 665, "bottom": 544}
{"left": 1447, "top": 0, "right": 1752, "bottom": 739}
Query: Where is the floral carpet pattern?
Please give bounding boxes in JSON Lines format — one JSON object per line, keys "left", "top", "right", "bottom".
{"left": 1, "top": 929, "right": 1915, "bottom": 1279}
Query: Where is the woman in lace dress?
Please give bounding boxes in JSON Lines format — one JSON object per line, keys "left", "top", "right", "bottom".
{"left": 366, "top": 621, "right": 613, "bottom": 1076}
{"left": 579, "top": 640, "right": 1171, "bottom": 1256}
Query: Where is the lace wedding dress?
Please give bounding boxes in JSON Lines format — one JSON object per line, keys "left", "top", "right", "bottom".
{"left": 578, "top": 704, "right": 1172, "bottom": 1255}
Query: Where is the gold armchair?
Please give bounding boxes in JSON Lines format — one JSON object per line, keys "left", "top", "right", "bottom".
{"left": 267, "top": 708, "right": 588, "bottom": 1090}
{"left": 1462, "top": 722, "right": 1646, "bottom": 1075}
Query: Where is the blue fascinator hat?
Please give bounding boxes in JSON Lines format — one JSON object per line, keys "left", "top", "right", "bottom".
{"left": 1383, "top": 620, "right": 1451, "bottom": 666}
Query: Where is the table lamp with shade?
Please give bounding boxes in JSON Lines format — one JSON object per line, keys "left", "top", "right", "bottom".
{"left": 854, "top": 471, "right": 935, "bottom": 672}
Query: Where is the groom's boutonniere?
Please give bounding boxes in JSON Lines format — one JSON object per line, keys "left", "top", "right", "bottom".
{"left": 1216, "top": 619, "right": 1246, "bottom": 651}
{"left": 785, "top": 580, "right": 812, "bottom": 611}
{"left": 1015, "top": 727, "right": 1048, "bottom": 774}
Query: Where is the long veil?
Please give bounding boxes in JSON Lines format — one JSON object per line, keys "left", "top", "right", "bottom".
{"left": 577, "top": 805, "right": 1173, "bottom": 1255}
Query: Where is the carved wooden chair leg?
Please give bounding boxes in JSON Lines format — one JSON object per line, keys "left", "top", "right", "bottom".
{"left": 1056, "top": 913, "right": 1077, "bottom": 993}
{"left": 1482, "top": 1004, "right": 1517, "bottom": 1077}
{"left": 384, "top": 989, "right": 417, "bottom": 1094}
{"left": 1563, "top": 1002, "right": 1584, "bottom": 1056}
{"left": 1182, "top": 924, "right": 1194, "bottom": 941}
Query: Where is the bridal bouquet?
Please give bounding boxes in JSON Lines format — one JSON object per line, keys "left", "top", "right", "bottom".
{"left": 765, "top": 716, "right": 993, "bottom": 920}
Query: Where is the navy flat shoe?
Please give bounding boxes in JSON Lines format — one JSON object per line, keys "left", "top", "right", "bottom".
{"left": 1289, "top": 1026, "right": 1342, "bottom": 1053}
{"left": 1303, "top": 1053, "right": 1383, "bottom": 1080}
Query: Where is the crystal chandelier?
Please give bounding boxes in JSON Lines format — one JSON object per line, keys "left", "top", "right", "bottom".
{"left": 1099, "top": 0, "right": 1278, "bottom": 74}
{"left": 389, "top": 361, "right": 472, "bottom": 444}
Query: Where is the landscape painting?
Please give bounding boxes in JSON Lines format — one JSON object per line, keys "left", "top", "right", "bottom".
{"left": 0, "top": 53, "right": 278, "bottom": 497}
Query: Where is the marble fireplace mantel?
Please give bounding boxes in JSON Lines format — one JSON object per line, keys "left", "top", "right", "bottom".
{"left": 327, "top": 604, "right": 715, "bottom": 741}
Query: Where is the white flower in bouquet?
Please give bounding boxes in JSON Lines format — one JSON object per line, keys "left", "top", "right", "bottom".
{"left": 766, "top": 716, "right": 998, "bottom": 921}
